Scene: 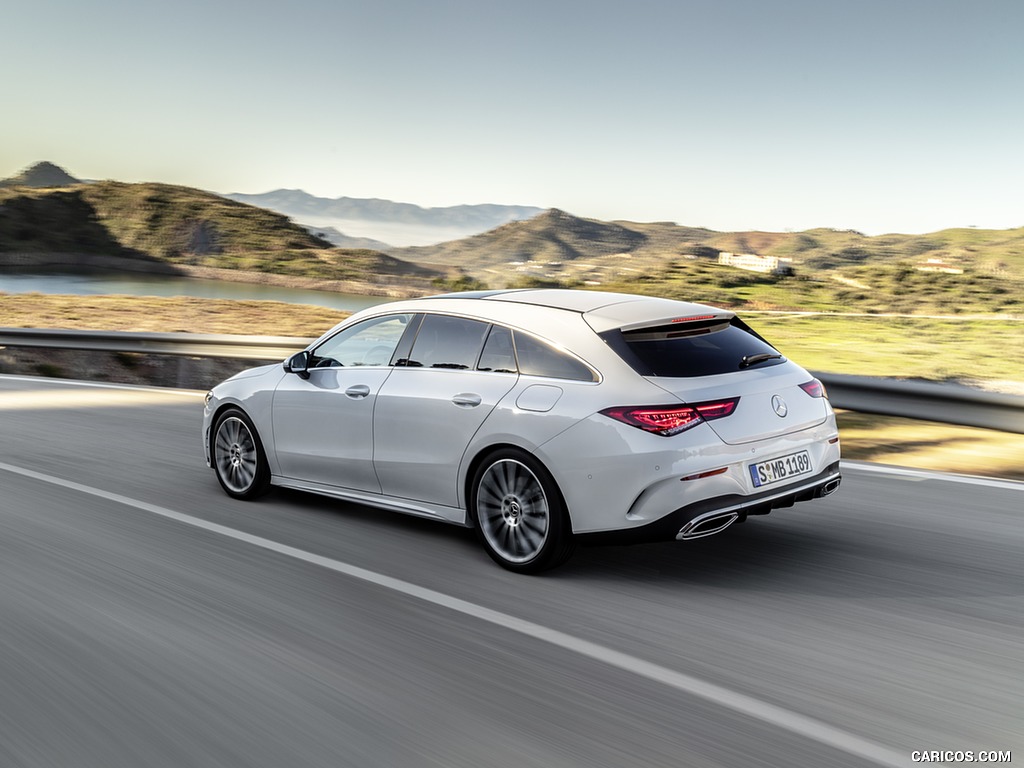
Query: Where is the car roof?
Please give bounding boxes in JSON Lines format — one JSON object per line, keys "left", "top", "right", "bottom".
{"left": 422, "top": 289, "right": 732, "bottom": 332}
{"left": 427, "top": 288, "right": 641, "bottom": 313}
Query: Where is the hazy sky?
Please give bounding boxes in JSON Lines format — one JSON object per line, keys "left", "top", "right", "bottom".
{"left": 3, "top": 0, "right": 1022, "bottom": 234}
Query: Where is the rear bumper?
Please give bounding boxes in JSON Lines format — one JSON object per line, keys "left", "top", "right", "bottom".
{"left": 577, "top": 462, "right": 841, "bottom": 545}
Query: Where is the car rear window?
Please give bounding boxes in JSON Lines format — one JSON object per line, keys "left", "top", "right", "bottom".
{"left": 600, "top": 317, "right": 785, "bottom": 377}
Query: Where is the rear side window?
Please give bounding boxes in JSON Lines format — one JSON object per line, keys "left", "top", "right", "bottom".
{"left": 477, "top": 325, "right": 517, "bottom": 373}
{"left": 513, "top": 331, "right": 598, "bottom": 382}
{"left": 601, "top": 318, "right": 785, "bottom": 377}
{"left": 406, "top": 314, "right": 489, "bottom": 369}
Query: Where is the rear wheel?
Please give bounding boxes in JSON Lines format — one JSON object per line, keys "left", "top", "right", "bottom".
{"left": 470, "top": 449, "right": 574, "bottom": 573}
{"left": 212, "top": 408, "right": 271, "bottom": 499}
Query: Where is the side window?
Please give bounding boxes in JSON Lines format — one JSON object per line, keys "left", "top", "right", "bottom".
{"left": 407, "top": 314, "right": 489, "bottom": 370}
{"left": 477, "top": 325, "right": 517, "bottom": 373}
{"left": 310, "top": 314, "right": 414, "bottom": 368}
{"left": 513, "top": 331, "right": 597, "bottom": 382}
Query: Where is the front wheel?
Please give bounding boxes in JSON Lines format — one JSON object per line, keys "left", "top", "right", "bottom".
{"left": 212, "top": 408, "right": 271, "bottom": 499}
{"left": 469, "top": 449, "right": 575, "bottom": 573}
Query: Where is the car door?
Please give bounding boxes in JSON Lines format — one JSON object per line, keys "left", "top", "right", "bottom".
{"left": 272, "top": 313, "right": 415, "bottom": 492}
{"left": 373, "top": 317, "right": 519, "bottom": 509}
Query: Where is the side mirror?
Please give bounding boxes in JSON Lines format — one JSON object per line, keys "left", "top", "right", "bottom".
{"left": 284, "top": 350, "right": 311, "bottom": 379}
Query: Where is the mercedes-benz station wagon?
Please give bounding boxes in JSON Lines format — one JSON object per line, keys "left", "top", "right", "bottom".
{"left": 203, "top": 289, "right": 841, "bottom": 572}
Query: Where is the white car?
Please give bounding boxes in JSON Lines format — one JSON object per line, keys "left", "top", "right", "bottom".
{"left": 203, "top": 289, "right": 841, "bottom": 572}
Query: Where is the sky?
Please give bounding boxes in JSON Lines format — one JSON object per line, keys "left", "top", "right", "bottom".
{"left": 2, "top": 0, "right": 1023, "bottom": 235}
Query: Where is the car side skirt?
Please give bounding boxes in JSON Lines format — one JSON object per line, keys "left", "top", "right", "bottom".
{"left": 271, "top": 475, "right": 470, "bottom": 526}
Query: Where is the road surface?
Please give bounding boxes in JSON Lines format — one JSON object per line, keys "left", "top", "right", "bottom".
{"left": 0, "top": 376, "right": 1019, "bottom": 767}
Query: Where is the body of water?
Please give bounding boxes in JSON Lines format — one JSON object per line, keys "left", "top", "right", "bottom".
{"left": 0, "top": 273, "right": 387, "bottom": 312}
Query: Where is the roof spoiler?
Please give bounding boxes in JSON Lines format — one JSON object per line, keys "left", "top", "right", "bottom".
{"left": 616, "top": 313, "right": 735, "bottom": 334}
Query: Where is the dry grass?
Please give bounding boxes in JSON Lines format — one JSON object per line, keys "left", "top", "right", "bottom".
{"left": 0, "top": 293, "right": 350, "bottom": 336}
{"left": 837, "top": 412, "right": 1024, "bottom": 480}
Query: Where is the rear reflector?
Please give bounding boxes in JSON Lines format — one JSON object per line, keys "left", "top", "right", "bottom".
{"left": 600, "top": 398, "right": 739, "bottom": 437}
{"left": 799, "top": 379, "right": 827, "bottom": 399}
{"left": 681, "top": 467, "right": 729, "bottom": 481}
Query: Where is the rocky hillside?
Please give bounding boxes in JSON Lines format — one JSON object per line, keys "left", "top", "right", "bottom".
{"left": 391, "top": 210, "right": 1024, "bottom": 314}
{"left": 0, "top": 180, "right": 442, "bottom": 285}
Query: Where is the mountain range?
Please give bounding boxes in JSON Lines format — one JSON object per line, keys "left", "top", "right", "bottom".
{"left": 0, "top": 163, "right": 545, "bottom": 247}
{"left": 2, "top": 162, "right": 1022, "bottom": 315}
{"left": 225, "top": 189, "right": 544, "bottom": 247}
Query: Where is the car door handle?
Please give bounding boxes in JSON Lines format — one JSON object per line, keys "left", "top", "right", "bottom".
{"left": 451, "top": 393, "right": 482, "bottom": 407}
{"left": 345, "top": 384, "right": 372, "bottom": 399}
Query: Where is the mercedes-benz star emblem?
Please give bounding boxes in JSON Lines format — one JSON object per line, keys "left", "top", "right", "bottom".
{"left": 771, "top": 394, "right": 788, "bottom": 417}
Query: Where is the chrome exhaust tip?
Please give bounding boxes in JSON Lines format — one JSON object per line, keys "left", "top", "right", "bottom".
{"left": 677, "top": 511, "right": 740, "bottom": 540}
{"left": 818, "top": 478, "right": 841, "bottom": 497}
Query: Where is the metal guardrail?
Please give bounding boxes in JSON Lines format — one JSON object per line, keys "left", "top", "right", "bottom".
{"left": 3, "top": 327, "right": 1023, "bottom": 433}
{"left": 815, "top": 372, "right": 1024, "bottom": 434}
{"left": 0, "top": 327, "right": 315, "bottom": 361}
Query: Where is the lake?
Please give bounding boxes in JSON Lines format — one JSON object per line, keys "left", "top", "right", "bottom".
{"left": 0, "top": 272, "right": 385, "bottom": 312}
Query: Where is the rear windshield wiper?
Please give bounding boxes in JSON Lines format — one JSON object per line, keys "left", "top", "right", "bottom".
{"left": 740, "top": 352, "right": 784, "bottom": 369}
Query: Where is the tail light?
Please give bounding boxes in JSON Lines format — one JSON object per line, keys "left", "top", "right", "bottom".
{"left": 799, "top": 379, "right": 827, "bottom": 399}
{"left": 600, "top": 398, "right": 739, "bottom": 437}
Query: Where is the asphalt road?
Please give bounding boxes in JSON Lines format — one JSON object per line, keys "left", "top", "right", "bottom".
{"left": 0, "top": 375, "right": 1020, "bottom": 768}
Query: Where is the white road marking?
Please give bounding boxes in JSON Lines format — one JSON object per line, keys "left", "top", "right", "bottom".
{"left": 0, "top": 459, "right": 906, "bottom": 767}
{"left": 0, "top": 388, "right": 202, "bottom": 411}
{"left": 0, "top": 374, "right": 204, "bottom": 396}
{"left": 842, "top": 460, "right": 1024, "bottom": 491}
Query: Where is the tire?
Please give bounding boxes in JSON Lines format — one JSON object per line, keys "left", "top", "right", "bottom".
{"left": 469, "top": 448, "right": 575, "bottom": 573}
{"left": 212, "top": 408, "right": 271, "bottom": 500}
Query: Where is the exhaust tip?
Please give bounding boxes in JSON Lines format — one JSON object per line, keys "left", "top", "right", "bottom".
{"left": 677, "top": 511, "right": 740, "bottom": 540}
{"left": 818, "top": 478, "right": 841, "bottom": 497}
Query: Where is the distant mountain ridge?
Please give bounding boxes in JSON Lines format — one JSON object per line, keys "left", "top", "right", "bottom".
{"left": 302, "top": 224, "right": 393, "bottom": 251}
{"left": 226, "top": 188, "right": 543, "bottom": 227}
{"left": 224, "top": 189, "right": 544, "bottom": 247}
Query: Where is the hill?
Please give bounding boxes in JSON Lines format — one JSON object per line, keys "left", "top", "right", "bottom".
{"left": 0, "top": 161, "right": 81, "bottom": 188}
{"left": 397, "top": 209, "right": 651, "bottom": 267}
{"left": 225, "top": 189, "right": 544, "bottom": 247}
{"left": 0, "top": 181, "right": 444, "bottom": 287}
{"left": 392, "top": 210, "right": 1024, "bottom": 314}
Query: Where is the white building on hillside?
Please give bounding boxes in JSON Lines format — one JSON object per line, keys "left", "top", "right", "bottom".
{"left": 717, "top": 252, "right": 794, "bottom": 274}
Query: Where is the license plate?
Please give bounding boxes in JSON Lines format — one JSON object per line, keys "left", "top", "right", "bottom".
{"left": 749, "top": 450, "right": 813, "bottom": 488}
